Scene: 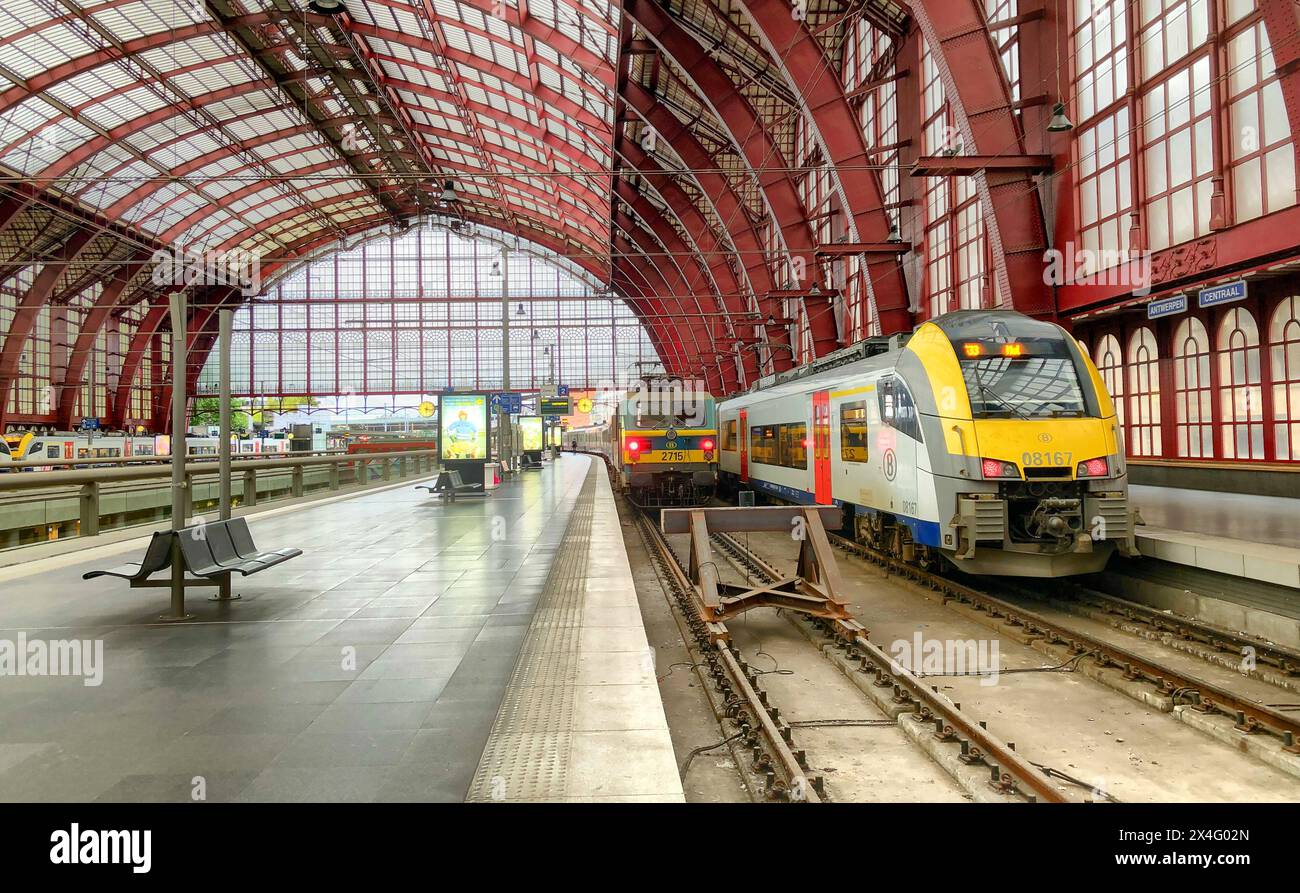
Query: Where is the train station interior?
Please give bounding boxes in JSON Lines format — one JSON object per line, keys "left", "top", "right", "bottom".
{"left": 0, "top": 0, "right": 1298, "bottom": 851}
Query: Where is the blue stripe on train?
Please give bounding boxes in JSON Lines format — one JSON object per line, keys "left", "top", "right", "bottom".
{"left": 743, "top": 476, "right": 942, "bottom": 547}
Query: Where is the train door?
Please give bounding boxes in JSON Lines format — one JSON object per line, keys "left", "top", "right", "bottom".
{"left": 812, "top": 390, "right": 831, "bottom": 504}
{"left": 738, "top": 408, "right": 749, "bottom": 482}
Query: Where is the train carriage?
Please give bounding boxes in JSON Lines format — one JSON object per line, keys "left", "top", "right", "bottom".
{"left": 719, "top": 310, "right": 1140, "bottom": 577}
{"left": 572, "top": 382, "right": 718, "bottom": 508}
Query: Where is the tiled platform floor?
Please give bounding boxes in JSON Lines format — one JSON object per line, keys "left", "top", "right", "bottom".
{"left": 0, "top": 455, "right": 617, "bottom": 802}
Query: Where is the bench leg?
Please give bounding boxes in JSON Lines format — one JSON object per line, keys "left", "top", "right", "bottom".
{"left": 209, "top": 575, "right": 241, "bottom": 602}
{"left": 159, "top": 537, "right": 196, "bottom": 623}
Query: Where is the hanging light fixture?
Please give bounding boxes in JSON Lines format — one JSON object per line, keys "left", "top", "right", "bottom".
{"left": 888, "top": 221, "right": 901, "bottom": 241}
{"left": 1047, "top": 102, "right": 1074, "bottom": 132}
{"left": 440, "top": 180, "right": 457, "bottom": 203}
{"left": 1046, "top": 0, "right": 1072, "bottom": 132}
{"left": 307, "top": 0, "right": 347, "bottom": 14}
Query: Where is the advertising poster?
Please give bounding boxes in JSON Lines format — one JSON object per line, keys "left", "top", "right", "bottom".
{"left": 520, "top": 416, "right": 543, "bottom": 451}
{"left": 439, "top": 394, "right": 488, "bottom": 460}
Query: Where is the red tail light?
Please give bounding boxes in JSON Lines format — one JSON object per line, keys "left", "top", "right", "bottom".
{"left": 1077, "top": 457, "right": 1109, "bottom": 478}
{"left": 627, "top": 439, "right": 641, "bottom": 452}
{"left": 701, "top": 439, "right": 714, "bottom": 451}
{"left": 981, "top": 458, "right": 1019, "bottom": 479}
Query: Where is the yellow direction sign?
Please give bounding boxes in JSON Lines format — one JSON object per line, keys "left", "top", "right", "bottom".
{"left": 417, "top": 401, "right": 435, "bottom": 418}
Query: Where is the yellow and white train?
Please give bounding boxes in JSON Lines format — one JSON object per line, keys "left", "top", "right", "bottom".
{"left": 718, "top": 310, "right": 1139, "bottom": 576}
{"left": 570, "top": 382, "right": 718, "bottom": 508}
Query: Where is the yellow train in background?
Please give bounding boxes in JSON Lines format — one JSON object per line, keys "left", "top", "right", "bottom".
{"left": 570, "top": 381, "right": 718, "bottom": 508}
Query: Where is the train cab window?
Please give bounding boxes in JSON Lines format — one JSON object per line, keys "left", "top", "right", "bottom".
{"left": 878, "top": 377, "right": 923, "bottom": 442}
{"left": 722, "top": 419, "right": 738, "bottom": 451}
{"left": 840, "top": 401, "right": 869, "bottom": 462}
{"left": 47, "top": 446, "right": 58, "bottom": 459}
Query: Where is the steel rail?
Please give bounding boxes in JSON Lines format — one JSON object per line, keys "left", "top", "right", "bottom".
{"left": 711, "top": 532, "right": 1070, "bottom": 804}
{"left": 637, "top": 511, "right": 820, "bottom": 802}
{"left": 824, "top": 532, "right": 1300, "bottom": 755}
{"left": 1045, "top": 581, "right": 1300, "bottom": 677}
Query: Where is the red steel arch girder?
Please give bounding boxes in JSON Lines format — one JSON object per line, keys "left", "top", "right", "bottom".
{"left": 622, "top": 0, "right": 814, "bottom": 262}
{"left": 1258, "top": 1, "right": 1300, "bottom": 191}
{"left": 612, "top": 220, "right": 709, "bottom": 377}
{"left": 610, "top": 263, "right": 687, "bottom": 380}
{"left": 613, "top": 170, "right": 742, "bottom": 392}
{"left": 612, "top": 237, "right": 694, "bottom": 379}
{"left": 618, "top": 136, "right": 760, "bottom": 387}
{"left": 612, "top": 178, "right": 722, "bottom": 313}
{"left": 0, "top": 229, "right": 97, "bottom": 428}
{"left": 732, "top": 0, "right": 913, "bottom": 335}
{"left": 33, "top": 80, "right": 604, "bottom": 262}
{"left": 622, "top": 0, "right": 840, "bottom": 360}
{"left": 612, "top": 206, "right": 716, "bottom": 385}
{"left": 620, "top": 81, "right": 793, "bottom": 372}
{"left": 55, "top": 256, "right": 150, "bottom": 428}
{"left": 909, "top": 0, "right": 1052, "bottom": 315}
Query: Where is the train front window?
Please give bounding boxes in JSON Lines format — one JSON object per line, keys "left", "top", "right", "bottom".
{"left": 961, "top": 355, "right": 1087, "bottom": 418}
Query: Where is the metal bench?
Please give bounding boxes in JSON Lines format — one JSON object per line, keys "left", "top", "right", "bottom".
{"left": 82, "top": 518, "right": 302, "bottom": 587}
{"left": 82, "top": 531, "right": 174, "bottom": 584}
{"left": 180, "top": 518, "right": 302, "bottom": 579}
{"left": 415, "top": 469, "right": 487, "bottom": 502}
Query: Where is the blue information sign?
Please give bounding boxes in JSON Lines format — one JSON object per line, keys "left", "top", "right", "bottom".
{"left": 80, "top": 417, "right": 99, "bottom": 431}
{"left": 1146, "top": 294, "right": 1187, "bottom": 320}
{"left": 557, "top": 384, "right": 569, "bottom": 396}
{"left": 491, "top": 393, "right": 522, "bottom": 414}
{"left": 1198, "top": 279, "right": 1247, "bottom": 308}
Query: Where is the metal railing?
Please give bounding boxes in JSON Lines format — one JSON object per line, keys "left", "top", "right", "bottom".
{"left": 0, "top": 449, "right": 438, "bottom": 547}
{"left": 3, "top": 448, "right": 348, "bottom": 471}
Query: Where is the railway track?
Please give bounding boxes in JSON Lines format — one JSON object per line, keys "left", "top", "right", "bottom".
{"left": 632, "top": 509, "right": 823, "bottom": 802}
{"left": 637, "top": 504, "right": 1072, "bottom": 802}
{"left": 820, "top": 532, "right": 1300, "bottom": 758}
{"left": 1026, "top": 579, "right": 1300, "bottom": 685}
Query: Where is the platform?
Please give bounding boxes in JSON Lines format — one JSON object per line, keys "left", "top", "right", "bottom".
{"left": 0, "top": 454, "right": 681, "bottom": 802}
{"left": 1127, "top": 485, "right": 1300, "bottom": 589}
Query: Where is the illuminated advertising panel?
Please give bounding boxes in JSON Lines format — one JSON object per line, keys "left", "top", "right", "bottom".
{"left": 439, "top": 394, "right": 488, "bottom": 460}
{"left": 519, "top": 416, "right": 543, "bottom": 451}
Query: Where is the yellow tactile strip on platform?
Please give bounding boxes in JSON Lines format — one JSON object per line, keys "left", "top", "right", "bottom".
{"left": 466, "top": 457, "right": 683, "bottom": 802}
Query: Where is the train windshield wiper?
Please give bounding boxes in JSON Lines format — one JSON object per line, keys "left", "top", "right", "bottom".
{"left": 969, "top": 364, "right": 1030, "bottom": 420}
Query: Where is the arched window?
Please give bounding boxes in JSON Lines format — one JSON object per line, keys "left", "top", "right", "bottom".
{"left": 1094, "top": 333, "right": 1125, "bottom": 437}
{"left": 1126, "top": 327, "right": 1161, "bottom": 456}
{"left": 1217, "top": 307, "right": 1264, "bottom": 459}
{"left": 1269, "top": 297, "right": 1300, "bottom": 460}
{"left": 1173, "top": 317, "right": 1213, "bottom": 457}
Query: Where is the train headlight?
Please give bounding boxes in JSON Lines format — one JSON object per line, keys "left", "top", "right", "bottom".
{"left": 980, "top": 458, "right": 1020, "bottom": 479}
{"left": 1076, "top": 457, "right": 1109, "bottom": 478}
